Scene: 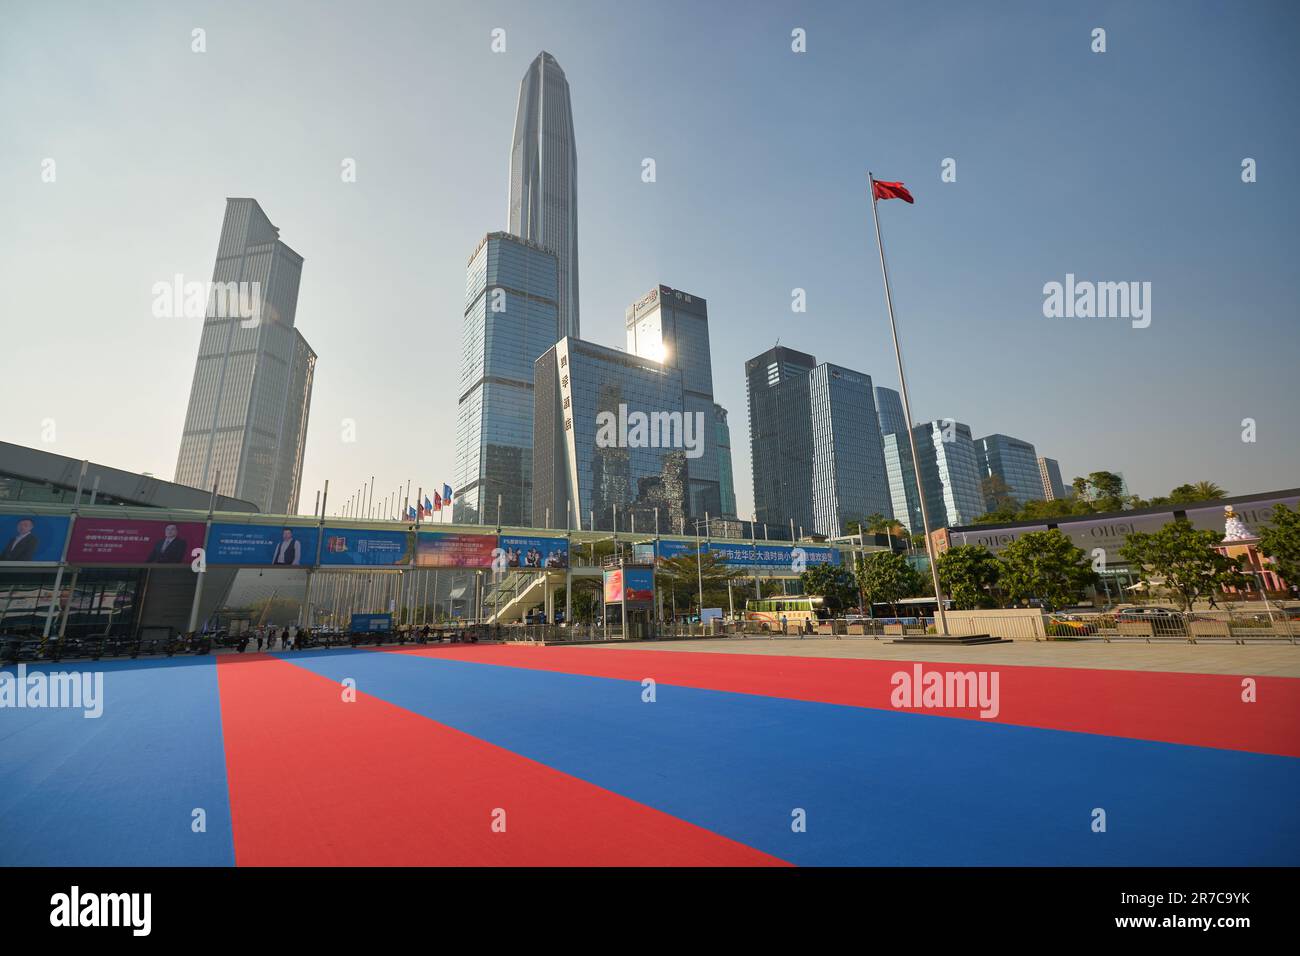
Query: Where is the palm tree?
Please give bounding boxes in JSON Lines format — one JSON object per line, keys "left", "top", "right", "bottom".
{"left": 1190, "top": 481, "right": 1227, "bottom": 501}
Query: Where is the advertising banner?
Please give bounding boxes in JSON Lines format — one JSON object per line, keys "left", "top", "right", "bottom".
{"left": 603, "top": 567, "right": 655, "bottom": 604}
{"left": 1185, "top": 496, "right": 1299, "bottom": 535}
{"left": 655, "top": 539, "right": 838, "bottom": 569}
{"left": 498, "top": 535, "right": 569, "bottom": 569}
{"left": 1055, "top": 512, "right": 1177, "bottom": 567}
{"left": 68, "top": 518, "right": 206, "bottom": 565}
{"left": 208, "top": 523, "right": 320, "bottom": 566}
{"left": 416, "top": 531, "right": 498, "bottom": 568}
{"left": 319, "top": 528, "right": 413, "bottom": 567}
{"left": 951, "top": 524, "right": 1049, "bottom": 554}
{"left": 350, "top": 613, "right": 392, "bottom": 633}
{"left": 0, "top": 515, "right": 70, "bottom": 563}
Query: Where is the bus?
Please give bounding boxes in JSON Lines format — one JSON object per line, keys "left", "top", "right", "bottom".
{"left": 744, "top": 595, "right": 829, "bottom": 627}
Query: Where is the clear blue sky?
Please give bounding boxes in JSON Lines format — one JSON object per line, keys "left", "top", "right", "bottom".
{"left": 2, "top": 0, "right": 1296, "bottom": 517}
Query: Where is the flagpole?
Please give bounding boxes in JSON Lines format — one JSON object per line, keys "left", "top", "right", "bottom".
{"left": 868, "top": 171, "right": 949, "bottom": 637}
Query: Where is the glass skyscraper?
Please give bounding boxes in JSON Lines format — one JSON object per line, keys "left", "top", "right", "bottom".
{"left": 874, "top": 385, "right": 908, "bottom": 438}
{"left": 174, "top": 198, "right": 315, "bottom": 515}
{"left": 746, "top": 347, "right": 893, "bottom": 537}
{"left": 508, "top": 51, "right": 580, "bottom": 339}
{"left": 625, "top": 285, "right": 727, "bottom": 518}
{"left": 746, "top": 346, "right": 816, "bottom": 532}
{"left": 714, "top": 404, "right": 737, "bottom": 518}
{"left": 534, "top": 337, "right": 693, "bottom": 533}
{"left": 1038, "top": 456, "right": 1067, "bottom": 501}
{"left": 884, "top": 421, "right": 986, "bottom": 532}
{"left": 977, "top": 433, "right": 1044, "bottom": 508}
{"left": 452, "top": 232, "right": 559, "bottom": 526}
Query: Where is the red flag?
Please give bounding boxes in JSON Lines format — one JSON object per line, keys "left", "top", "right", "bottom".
{"left": 872, "top": 179, "right": 914, "bottom": 204}
{"left": 434, "top": 492, "right": 442, "bottom": 511}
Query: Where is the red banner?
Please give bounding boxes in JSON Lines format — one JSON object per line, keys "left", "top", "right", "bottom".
{"left": 69, "top": 518, "right": 206, "bottom": 565}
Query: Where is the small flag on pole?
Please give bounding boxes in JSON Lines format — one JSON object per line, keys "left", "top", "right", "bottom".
{"left": 443, "top": 484, "right": 453, "bottom": 503}
{"left": 434, "top": 492, "right": 443, "bottom": 512}
{"left": 871, "top": 179, "right": 914, "bottom": 204}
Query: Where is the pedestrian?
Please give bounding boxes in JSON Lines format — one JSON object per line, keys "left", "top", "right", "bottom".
{"left": 1207, "top": 593, "right": 1219, "bottom": 610}
{"left": 256, "top": 632, "right": 264, "bottom": 652}
{"left": 780, "top": 614, "right": 788, "bottom": 635}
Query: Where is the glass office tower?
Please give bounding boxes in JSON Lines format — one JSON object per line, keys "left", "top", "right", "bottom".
{"left": 977, "top": 433, "right": 1045, "bottom": 508}
{"left": 746, "top": 346, "right": 817, "bottom": 533}
{"left": 746, "top": 347, "right": 893, "bottom": 537}
{"left": 508, "top": 51, "right": 580, "bottom": 339}
{"left": 874, "top": 385, "right": 908, "bottom": 438}
{"left": 625, "top": 285, "right": 726, "bottom": 518}
{"left": 174, "top": 198, "right": 315, "bottom": 515}
{"left": 884, "top": 421, "right": 986, "bottom": 532}
{"left": 453, "top": 232, "right": 560, "bottom": 526}
{"left": 1038, "top": 456, "right": 1067, "bottom": 501}
{"left": 715, "top": 404, "right": 737, "bottom": 519}
{"left": 534, "top": 337, "right": 695, "bottom": 533}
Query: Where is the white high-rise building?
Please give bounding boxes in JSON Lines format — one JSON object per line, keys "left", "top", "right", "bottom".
{"left": 174, "top": 198, "right": 315, "bottom": 514}
{"left": 508, "top": 51, "right": 580, "bottom": 339}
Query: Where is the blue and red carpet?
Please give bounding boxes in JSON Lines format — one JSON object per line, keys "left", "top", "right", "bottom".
{"left": 2, "top": 645, "right": 1298, "bottom": 866}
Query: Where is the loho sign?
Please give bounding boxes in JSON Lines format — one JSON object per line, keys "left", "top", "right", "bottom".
{"left": 951, "top": 525, "right": 1048, "bottom": 553}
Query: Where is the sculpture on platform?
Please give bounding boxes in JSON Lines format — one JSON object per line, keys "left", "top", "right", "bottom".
{"left": 1221, "top": 506, "right": 1258, "bottom": 543}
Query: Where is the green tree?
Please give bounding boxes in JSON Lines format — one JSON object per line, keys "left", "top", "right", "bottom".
{"left": 980, "top": 475, "right": 1019, "bottom": 514}
{"left": 997, "top": 529, "right": 1098, "bottom": 611}
{"left": 657, "top": 550, "right": 742, "bottom": 612}
{"left": 856, "top": 551, "right": 923, "bottom": 615}
{"left": 935, "top": 545, "right": 1001, "bottom": 609}
{"left": 1118, "top": 519, "right": 1248, "bottom": 611}
{"left": 1257, "top": 503, "right": 1300, "bottom": 592}
{"left": 1169, "top": 481, "right": 1227, "bottom": 504}
{"left": 568, "top": 580, "right": 601, "bottom": 624}
{"left": 799, "top": 561, "right": 858, "bottom": 611}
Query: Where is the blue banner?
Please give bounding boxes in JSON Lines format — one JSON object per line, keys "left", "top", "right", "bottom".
{"left": 0, "top": 515, "right": 69, "bottom": 563}
{"left": 208, "top": 523, "right": 320, "bottom": 566}
{"left": 498, "top": 535, "right": 569, "bottom": 570}
{"left": 319, "top": 528, "right": 413, "bottom": 567}
{"left": 654, "top": 539, "right": 838, "bottom": 569}
{"left": 350, "top": 613, "right": 392, "bottom": 633}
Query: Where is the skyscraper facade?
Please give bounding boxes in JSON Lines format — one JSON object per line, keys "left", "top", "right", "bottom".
{"left": 746, "top": 347, "right": 893, "bottom": 537}
{"left": 625, "top": 285, "right": 726, "bottom": 517}
{"left": 808, "top": 364, "right": 894, "bottom": 536}
{"left": 746, "top": 346, "right": 817, "bottom": 531}
{"left": 874, "top": 385, "right": 908, "bottom": 438}
{"left": 533, "top": 337, "right": 693, "bottom": 533}
{"left": 714, "top": 404, "right": 737, "bottom": 519}
{"left": 1038, "top": 456, "right": 1067, "bottom": 501}
{"left": 452, "top": 232, "right": 559, "bottom": 526}
{"left": 508, "top": 51, "right": 580, "bottom": 339}
{"left": 884, "top": 421, "right": 985, "bottom": 532}
{"left": 977, "top": 433, "right": 1045, "bottom": 508}
{"left": 175, "top": 198, "right": 315, "bottom": 514}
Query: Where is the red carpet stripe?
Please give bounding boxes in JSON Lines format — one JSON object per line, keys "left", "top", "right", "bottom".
{"left": 385, "top": 644, "right": 1300, "bottom": 757}
{"left": 215, "top": 653, "right": 788, "bottom": 866}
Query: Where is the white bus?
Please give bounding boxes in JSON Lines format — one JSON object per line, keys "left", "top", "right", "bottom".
{"left": 744, "top": 595, "right": 829, "bottom": 627}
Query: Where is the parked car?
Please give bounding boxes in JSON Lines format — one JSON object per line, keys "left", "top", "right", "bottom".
{"left": 1045, "top": 613, "right": 1097, "bottom": 637}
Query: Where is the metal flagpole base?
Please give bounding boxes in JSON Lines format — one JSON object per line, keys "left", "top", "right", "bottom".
{"left": 891, "top": 634, "right": 1011, "bottom": 646}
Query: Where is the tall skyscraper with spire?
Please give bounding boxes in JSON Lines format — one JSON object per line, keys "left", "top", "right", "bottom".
{"left": 174, "top": 198, "right": 315, "bottom": 514}
{"left": 508, "top": 51, "right": 579, "bottom": 338}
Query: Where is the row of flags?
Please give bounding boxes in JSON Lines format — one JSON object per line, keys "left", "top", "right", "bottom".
{"left": 406, "top": 484, "right": 453, "bottom": 521}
